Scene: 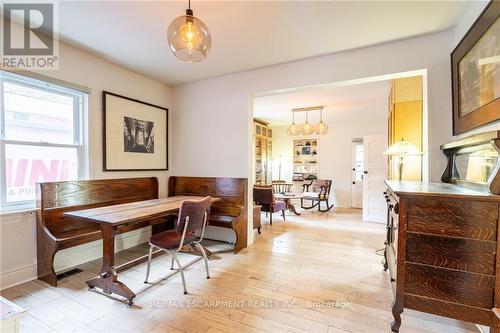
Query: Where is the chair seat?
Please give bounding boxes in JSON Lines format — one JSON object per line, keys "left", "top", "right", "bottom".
{"left": 150, "top": 230, "right": 196, "bottom": 250}
{"left": 302, "top": 192, "right": 320, "bottom": 200}
{"left": 273, "top": 200, "right": 286, "bottom": 212}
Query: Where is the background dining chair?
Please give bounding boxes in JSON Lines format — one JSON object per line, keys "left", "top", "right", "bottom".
{"left": 271, "top": 182, "right": 293, "bottom": 194}
{"left": 144, "top": 197, "right": 211, "bottom": 294}
{"left": 301, "top": 179, "right": 334, "bottom": 212}
{"left": 253, "top": 186, "right": 286, "bottom": 225}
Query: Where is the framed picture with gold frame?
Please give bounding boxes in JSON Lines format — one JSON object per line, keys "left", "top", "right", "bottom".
{"left": 451, "top": 0, "right": 500, "bottom": 135}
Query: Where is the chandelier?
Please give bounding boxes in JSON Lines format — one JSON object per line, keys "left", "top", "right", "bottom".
{"left": 287, "top": 106, "right": 328, "bottom": 136}
{"left": 167, "top": 0, "right": 211, "bottom": 62}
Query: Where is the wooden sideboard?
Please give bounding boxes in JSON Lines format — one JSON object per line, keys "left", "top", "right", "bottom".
{"left": 385, "top": 180, "right": 500, "bottom": 332}
{"left": 384, "top": 131, "right": 500, "bottom": 331}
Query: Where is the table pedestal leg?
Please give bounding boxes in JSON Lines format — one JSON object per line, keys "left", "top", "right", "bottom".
{"left": 86, "top": 225, "right": 136, "bottom": 305}
{"left": 286, "top": 200, "right": 301, "bottom": 216}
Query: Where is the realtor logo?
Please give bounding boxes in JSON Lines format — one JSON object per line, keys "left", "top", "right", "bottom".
{"left": 2, "top": 3, "right": 59, "bottom": 69}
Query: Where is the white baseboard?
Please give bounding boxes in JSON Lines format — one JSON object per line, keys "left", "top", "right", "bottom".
{"left": 0, "top": 264, "right": 38, "bottom": 292}
{"left": 54, "top": 228, "right": 151, "bottom": 272}
{"left": 0, "top": 228, "right": 151, "bottom": 291}
{"left": 203, "top": 225, "right": 236, "bottom": 243}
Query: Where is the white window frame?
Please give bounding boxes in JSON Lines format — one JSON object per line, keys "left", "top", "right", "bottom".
{"left": 0, "top": 71, "right": 88, "bottom": 212}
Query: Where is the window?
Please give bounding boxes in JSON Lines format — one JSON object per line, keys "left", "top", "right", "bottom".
{"left": 354, "top": 143, "right": 364, "bottom": 181}
{"left": 0, "top": 72, "right": 88, "bottom": 212}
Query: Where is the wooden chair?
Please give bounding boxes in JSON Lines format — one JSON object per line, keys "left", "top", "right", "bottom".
{"left": 253, "top": 186, "right": 286, "bottom": 225}
{"left": 301, "top": 179, "right": 334, "bottom": 212}
{"left": 144, "top": 197, "right": 212, "bottom": 294}
{"left": 272, "top": 182, "right": 293, "bottom": 194}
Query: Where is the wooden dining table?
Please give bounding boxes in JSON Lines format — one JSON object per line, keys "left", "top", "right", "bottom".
{"left": 64, "top": 195, "right": 219, "bottom": 305}
{"left": 274, "top": 193, "right": 304, "bottom": 215}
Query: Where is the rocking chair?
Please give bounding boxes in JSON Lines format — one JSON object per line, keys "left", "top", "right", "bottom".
{"left": 301, "top": 179, "right": 334, "bottom": 212}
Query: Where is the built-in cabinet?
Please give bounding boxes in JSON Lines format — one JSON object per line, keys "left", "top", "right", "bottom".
{"left": 293, "top": 138, "right": 318, "bottom": 180}
{"left": 254, "top": 120, "right": 272, "bottom": 185}
{"left": 388, "top": 76, "right": 423, "bottom": 181}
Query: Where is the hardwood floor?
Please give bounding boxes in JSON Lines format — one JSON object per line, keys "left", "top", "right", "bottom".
{"left": 2, "top": 208, "right": 480, "bottom": 333}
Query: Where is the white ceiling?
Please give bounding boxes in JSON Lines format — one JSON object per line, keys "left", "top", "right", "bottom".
{"left": 253, "top": 80, "right": 391, "bottom": 125}
{"left": 54, "top": 1, "right": 471, "bottom": 86}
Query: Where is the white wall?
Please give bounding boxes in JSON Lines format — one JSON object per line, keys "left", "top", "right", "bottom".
{"left": 270, "top": 99, "right": 387, "bottom": 208}
{"left": 173, "top": 29, "right": 454, "bottom": 180}
{"left": 453, "top": 0, "right": 489, "bottom": 45}
{"left": 0, "top": 41, "right": 172, "bottom": 289}
{"left": 319, "top": 101, "right": 387, "bottom": 207}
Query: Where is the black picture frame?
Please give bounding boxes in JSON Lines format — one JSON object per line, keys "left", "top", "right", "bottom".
{"left": 102, "top": 91, "right": 168, "bottom": 171}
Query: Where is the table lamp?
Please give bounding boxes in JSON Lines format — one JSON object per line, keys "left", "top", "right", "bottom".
{"left": 384, "top": 138, "right": 421, "bottom": 181}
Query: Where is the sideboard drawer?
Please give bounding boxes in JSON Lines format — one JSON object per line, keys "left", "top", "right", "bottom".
{"left": 406, "top": 197, "right": 498, "bottom": 240}
{"left": 406, "top": 232, "right": 496, "bottom": 275}
{"left": 405, "top": 263, "right": 494, "bottom": 309}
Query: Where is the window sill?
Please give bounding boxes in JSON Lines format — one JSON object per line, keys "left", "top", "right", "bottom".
{"left": 0, "top": 208, "right": 36, "bottom": 217}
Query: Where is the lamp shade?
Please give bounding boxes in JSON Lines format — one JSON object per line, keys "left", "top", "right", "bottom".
{"left": 316, "top": 121, "right": 328, "bottom": 134}
{"left": 167, "top": 11, "right": 211, "bottom": 62}
{"left": 287, "top": 123, "right": 300, "bottom": 136}
{"left": 384, "top": 139, "right": 421, "bottom": 156}
{"left": 301, "top": 121, "right": 315, "bottom": 136}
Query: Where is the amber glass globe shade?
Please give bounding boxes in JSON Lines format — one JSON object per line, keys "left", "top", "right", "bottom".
{"left": 168, "top": 13, "right": 211, "bottom": 62}
{"left": 301, "top": 121, "right": 315, "bottom": 136}
{"left": 316, "top": 121, "right": 328, "bottom": 134}
{"left": 287, "top": 123, "right": 300, "bottom": 136}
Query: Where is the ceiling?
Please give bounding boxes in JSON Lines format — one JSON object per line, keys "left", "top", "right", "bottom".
{"left": 253, "top": 80, "right": 391, "bottom": 125}
{"left": 53, "top": 1, "right": 471, "bottom": 86}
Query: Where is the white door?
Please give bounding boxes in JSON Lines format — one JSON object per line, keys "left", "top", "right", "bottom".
{"left": 351, "top": 141, "right": 363, "bottom": 208}
{"left": 362, "top": 135, "right": 388, "bottom": 223}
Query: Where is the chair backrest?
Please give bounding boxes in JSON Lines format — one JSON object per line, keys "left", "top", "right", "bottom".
{"left": 176, "top": 197, "right": 212, "bottom": 235}
{"left": 272, "top": 183, "right": 292, "bottom": 194}
{"left": 253, "top": 186, "right": 273, "bottom": 205}
{"left": 312, "top": 179, "right": 332, "bottom": 194}
{"left": 272, "top": 180, "right": 286, "bottom": 184}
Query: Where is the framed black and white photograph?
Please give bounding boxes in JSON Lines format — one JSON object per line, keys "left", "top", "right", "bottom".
{"left": 103, "top": 91, "right": 168, "bottom": 171}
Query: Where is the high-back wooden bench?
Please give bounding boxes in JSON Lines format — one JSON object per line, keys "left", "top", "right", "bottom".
{"left": 36, "top": 177, "right": 161, "bottom": 286}
{"left": 168, "top": 176, "right": 248, "bottom": 253}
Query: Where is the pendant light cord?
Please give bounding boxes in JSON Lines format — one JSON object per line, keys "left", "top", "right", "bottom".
{"left": 186, "top": 0, "right": 193, "bottom": 16}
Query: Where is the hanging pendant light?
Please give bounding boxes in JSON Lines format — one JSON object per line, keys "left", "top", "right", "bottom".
{"left": 167, "top": 0, "right": 211, "bottom": 62}
{"left": 301, "top": 111, "right": 315, "bottom": 136}
{"left": 287, "top": 111, "right": 300, "bottom": 136}
{"left": 315, "top": 107, "right": 328, "bottom": 134}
